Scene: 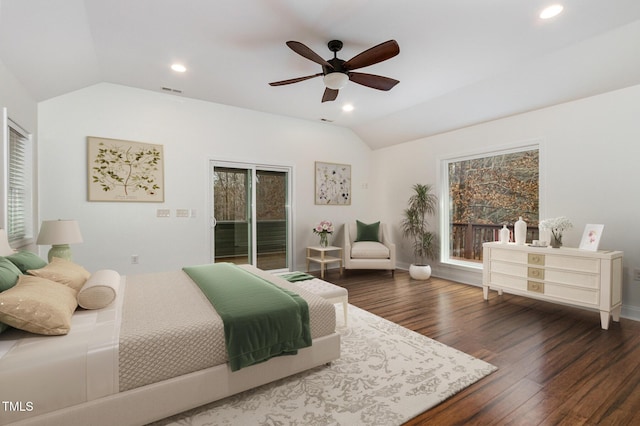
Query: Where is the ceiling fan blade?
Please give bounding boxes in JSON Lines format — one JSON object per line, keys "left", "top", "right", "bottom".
{"left": 343, "top": 40, "right": 400, "bottom": 71}
{"left": 269, "top": 73, "right": 323, "bottom": 86}
{"left": 322, "top": 88, "right": 339, "bottom": 103}
{"left": 348, "top": 72, "right": 399, "bottom": 91}
{"left": 286, "top": 41, "right": 334, "bottom": 69}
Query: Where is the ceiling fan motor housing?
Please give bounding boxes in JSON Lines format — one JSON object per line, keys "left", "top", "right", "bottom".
{"left": 327, "top": 40, "right": 343, "bottom": 53}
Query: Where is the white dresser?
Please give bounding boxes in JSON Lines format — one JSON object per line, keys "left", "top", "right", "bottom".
{"left": 482, "top": 242, "right": 623, "bottom": 329}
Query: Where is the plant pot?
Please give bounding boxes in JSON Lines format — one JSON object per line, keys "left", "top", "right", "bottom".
{"left": 409, "top": 264, "right": 432, "bottom": 280}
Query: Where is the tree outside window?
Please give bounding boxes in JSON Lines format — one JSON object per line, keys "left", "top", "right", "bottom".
{"left": 443, "top": 146, "right": 539, "bottom": 264}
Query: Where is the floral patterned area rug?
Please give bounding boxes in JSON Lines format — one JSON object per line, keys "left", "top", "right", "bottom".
{"left": 151, "top": 304, "right": 497, "bottom": 426}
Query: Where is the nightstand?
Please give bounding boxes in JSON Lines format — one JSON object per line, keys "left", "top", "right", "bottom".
{"left": 306, "top": 245, "right": 343, "bottom": 279}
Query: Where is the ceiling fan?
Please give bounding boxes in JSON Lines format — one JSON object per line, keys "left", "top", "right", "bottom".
{"left": 269, "top": 39, "right": 400, "bottom": 102}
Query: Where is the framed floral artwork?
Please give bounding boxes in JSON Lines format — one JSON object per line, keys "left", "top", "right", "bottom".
{"left": 315, "top": 161, "right": 351, "bottom": 205}
{"left": 88, "top": 136, "right": 164, "bottom": 202}
{"left": 579, "top": 224, "right": 604, "bottom": 251}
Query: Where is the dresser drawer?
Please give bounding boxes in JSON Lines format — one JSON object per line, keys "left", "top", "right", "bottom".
{"left": 527, "top": 267, "right": 545, "bottom": 280}
{"left": 545, "top": 269, "right": 599, "bottom": 289}
{"left": 490, "top": 273, "right": 527, "bottom": 291}
{"left": 545, "top": 255, "right": 600, "bottom": 273}
{"left": 544, "top": 283, "right": 599, "bottom": 305}
{"left": 491, "top": 261, "right": 526, "bottom": 276}
{"left": 491, "top": 249, "right": 527, "bottom": 264}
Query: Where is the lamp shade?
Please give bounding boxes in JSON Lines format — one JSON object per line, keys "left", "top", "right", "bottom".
{"left": 0, "top": 229, "right": 14, "bottom": 256}
{"left": 36, "top": 220, "right": 83, "bottom": 245}
{"left": 323, "top": 72, "right": 349, "bottom": 90}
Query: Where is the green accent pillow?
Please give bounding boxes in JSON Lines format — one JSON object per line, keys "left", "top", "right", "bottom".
{"left": 6, "top": 251, "right": 47, "bottom": 273}
{"left": 0, "top": 256, "right": 22, "bottom": 292}
{"left": 355, "top": 220, "right": 381, "bottom": 242}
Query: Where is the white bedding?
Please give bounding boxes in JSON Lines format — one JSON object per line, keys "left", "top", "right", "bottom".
{"left": 0, "top": 278, "right": 125, "bottom": 424}
{"left": 0, "top": 266, "right": 338, "bottom": 425}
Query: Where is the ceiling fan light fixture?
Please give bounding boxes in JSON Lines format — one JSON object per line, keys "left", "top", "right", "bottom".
{"left": 323, "top": 72, "right": 349, "bottom": 90}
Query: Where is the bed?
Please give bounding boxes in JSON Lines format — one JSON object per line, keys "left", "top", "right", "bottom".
{"left": 0, "top": 264, "right": 340, "bottom": 426}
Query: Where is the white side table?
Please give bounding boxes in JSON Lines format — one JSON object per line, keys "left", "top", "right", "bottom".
{"left": 306, "top": 245, "right": 343, "bottom": 279}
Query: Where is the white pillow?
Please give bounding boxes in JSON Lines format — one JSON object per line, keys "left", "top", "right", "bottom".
{"left": 77, "top": 269, "right": 121, "bottom": 310}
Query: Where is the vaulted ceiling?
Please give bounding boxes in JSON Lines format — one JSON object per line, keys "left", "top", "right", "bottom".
{"left": 2, "top": 0, "right": 640, "bottom": 149}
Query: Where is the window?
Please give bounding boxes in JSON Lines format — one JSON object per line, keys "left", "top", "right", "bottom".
{"left": 4, "top": 117, "right": 33, "bottom": 246}
{"left": 441, "top": 144, "right": 540, "bottom": 268}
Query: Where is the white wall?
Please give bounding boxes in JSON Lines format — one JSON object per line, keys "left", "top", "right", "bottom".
{"left": 38, "top": 83, "right": 373, "bottom": 274}
{"left": 372, "top": 84, "right": 640, "bottom": 319}
{"left": 0, "top": 58, "right": 38, "bottom": 248}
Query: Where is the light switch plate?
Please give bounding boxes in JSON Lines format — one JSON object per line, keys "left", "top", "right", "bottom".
{"left": 157, "top": 209, "right": 170, "bottom": 218}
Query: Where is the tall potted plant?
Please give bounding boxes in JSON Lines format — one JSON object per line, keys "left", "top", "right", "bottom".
{"left": 401, "top": 183, "right": 438, "bottom": 280}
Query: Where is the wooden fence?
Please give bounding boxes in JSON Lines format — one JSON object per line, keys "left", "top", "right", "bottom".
{"left": 451, "top": 222, "right": 539, "bottom": 261}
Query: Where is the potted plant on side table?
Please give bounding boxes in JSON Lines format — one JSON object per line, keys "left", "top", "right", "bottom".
{"left": 401, "top": 183, "right": 438, "bottom": 280}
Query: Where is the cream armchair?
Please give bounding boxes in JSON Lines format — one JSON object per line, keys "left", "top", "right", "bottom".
{"left": 343, "top": 222, "right": 396, "bottom": 276}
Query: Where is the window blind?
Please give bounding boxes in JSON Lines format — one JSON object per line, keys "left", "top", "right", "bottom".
{"left": 7, "top": 122, "right": 32, "bottom": 244}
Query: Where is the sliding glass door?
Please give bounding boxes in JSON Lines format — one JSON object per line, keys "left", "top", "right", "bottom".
{"left": 211, "top": 162, "right": 291, "bottom": 271}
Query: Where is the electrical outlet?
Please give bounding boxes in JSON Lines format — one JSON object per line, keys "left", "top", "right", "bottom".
{"left": 634, "top": 268, "right": 640, "bottom": 281}
{"left": 131, "top": 255, "right": 139, "bottom": 264}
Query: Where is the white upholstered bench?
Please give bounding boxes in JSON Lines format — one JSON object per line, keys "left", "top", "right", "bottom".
{"left": 293, "top": 278, "right": 348, "bottom": 325}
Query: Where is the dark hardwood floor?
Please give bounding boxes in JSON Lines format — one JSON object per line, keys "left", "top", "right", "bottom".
{"left": 319, "top": 268, "right": 640, "bottom": 426}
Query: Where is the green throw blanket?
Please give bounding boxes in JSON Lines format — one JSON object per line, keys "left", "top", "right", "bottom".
{"left": 182, "top": 263, "right": 311, "bottom": 371}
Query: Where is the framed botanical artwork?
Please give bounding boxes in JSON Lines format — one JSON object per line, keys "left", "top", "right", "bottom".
{"left": 315, "top": 161, "right": 351, "bottom": 205}
{"left": 88, "top": 136, "right": 164, "bottom": 202}
{"left": 579, "top": 224, "right": 604, "bottom": 251}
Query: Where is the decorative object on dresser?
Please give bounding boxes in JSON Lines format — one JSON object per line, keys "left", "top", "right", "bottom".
{"left": 401, "top": 183, "right": 438, "bottom": 280}
{"left": 499, "top": 225, "right": 510, "bottom": 243}
{"left": 482, "top": 242, "right": 623, "bottom": 329}
{"left": 579, "top": 224, "right": 604, "bottom": 251}
{"left": 539, "top": 216, "right": 573, "bottom": 248}
{"left": 36, "top": 219, "right": 84, "bottom": 261}
{"left": 514, "top": 216, "right": 527, "bottom": 245}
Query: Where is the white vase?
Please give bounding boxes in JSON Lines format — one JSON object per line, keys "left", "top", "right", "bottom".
{"left": 538, "top": 226, "right": 551, "bottom": 247}
{"left": 409, "top": 264, "right": 432, "bottom": 280}
{"left": 499, "top": 225, "right": 510, "bottom": 244}
{"left": 514, "top": 216, "right": 527, "bottom": 245}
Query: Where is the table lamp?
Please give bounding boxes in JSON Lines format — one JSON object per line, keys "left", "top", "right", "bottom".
{"left": 36, "top": 220, "right": 83, "bottom": 261}
{"left": 0, "top": 228, "right": 15, "bottom": 256}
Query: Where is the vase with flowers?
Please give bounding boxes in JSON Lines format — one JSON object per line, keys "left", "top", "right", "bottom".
{"left": 313, "top": 220, "right": 334, "bottom": 247}
{"left": 539, "top": 216, "right": 573, "bottom": 248}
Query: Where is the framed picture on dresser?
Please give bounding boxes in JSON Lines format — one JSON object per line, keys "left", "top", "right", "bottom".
{"left": 579, "top": 224, "right": 604, "bottom": 251}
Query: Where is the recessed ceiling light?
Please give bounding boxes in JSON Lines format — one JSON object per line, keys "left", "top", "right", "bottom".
{"left": 540, "top": 4, "right": 564, "bottom": 19}
{"left": 171, "top": 63, "right": 187, "bottom": 73}
{"left": 342, "top": 104, "right": 354, "bottom": 112}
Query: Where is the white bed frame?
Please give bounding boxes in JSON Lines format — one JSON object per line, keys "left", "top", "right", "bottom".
{"left": 9, "top": 333, "right": 340, "bottom": 426}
